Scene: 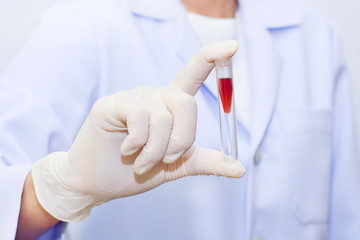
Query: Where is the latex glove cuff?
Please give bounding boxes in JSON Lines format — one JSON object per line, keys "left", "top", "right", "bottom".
{"left": 32, "top": 152, "right": 99, "bottom": 222}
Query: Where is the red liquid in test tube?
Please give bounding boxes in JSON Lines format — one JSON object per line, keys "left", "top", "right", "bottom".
{"left": 217, "top": 78, "right": 233, "bottom": 114}
{"left": 215, "top": 58, "right": 238, "bottom": 160}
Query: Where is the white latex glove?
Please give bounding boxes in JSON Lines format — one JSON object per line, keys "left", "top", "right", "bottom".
{"left": 32, "top": 40, "right": 245, "bottom": 222}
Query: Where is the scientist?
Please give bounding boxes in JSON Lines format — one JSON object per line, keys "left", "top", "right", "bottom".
{"left": 0, "top": 0, "right": 359, "bottom": 239}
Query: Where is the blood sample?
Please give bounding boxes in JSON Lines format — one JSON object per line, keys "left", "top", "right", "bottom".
{"left": 215, "top": 59, "right": 238, "bottom": 160}
{"left": 217, "top": 77, "right": 233, "bottom": 114}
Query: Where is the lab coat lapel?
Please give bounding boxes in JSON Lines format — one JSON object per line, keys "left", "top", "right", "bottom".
{"left": 240, "top": 0, "right": 303, "bottom": 153}
{"left": 240, "top": 13, "right": 283, "bottom": 240}
{"left": 242, "top": 18, "right": 282, "bottom": 154}
{"left": 174, "top": 6, "right": 220, "bottom": 102}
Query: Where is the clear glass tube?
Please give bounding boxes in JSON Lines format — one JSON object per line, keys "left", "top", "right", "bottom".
{"left": 215, "top": 58, "right": 238, "bottom": 160}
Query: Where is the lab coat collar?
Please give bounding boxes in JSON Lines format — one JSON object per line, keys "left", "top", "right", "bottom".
{"left": 127, "top": 0, "right": 180, "bottom": 20}
{"left": 128, "top": 0, "right": 303, "bottom": 28}
{"left": 241, "top": 0, "right": 303, "bottom": 29}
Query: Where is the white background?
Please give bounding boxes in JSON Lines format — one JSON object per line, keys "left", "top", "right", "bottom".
{"left": 0, "top": 0, "right": 359, "bottom": 151}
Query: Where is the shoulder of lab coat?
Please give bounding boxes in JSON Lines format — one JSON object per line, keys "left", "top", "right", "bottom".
{"left": 268, "top": 4, "right": 360, "bottom": 237}
{"left": 265, "top": 4, "right": 360, "bottom": 237}
{"left": 0, "top": 1, "right": 107, "bottom": 239}
{"left": 328, "top": 25, "right": 360, "bottom": 239}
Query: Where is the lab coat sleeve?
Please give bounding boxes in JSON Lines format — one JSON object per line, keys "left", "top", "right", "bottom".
{"left": 0, "top": 1, "right": 99, "bottom": 239}
{"left": 329, "top": 26, "right": 360, "bottom": 239}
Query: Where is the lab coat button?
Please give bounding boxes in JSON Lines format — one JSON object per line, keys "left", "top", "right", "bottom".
{"left": 254, "top": 148, "right": 261, "bottom": 165}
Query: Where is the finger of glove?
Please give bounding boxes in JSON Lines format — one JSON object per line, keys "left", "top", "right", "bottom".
{"left": 99, "top": 92, "right": 149, "bottom": 155}
{"left": 173, "top": 40, "right": 239, "bottom": 96}
{"left": 134, "top": 109, "right": 173, "bottom": 175}
{"left": 162, "top": 146, "right": 245, "bottom": 183}
{"left": 92, "top": 91, "right": 140, "bottom": 131}
{"left": 184, "top": 147, "right": 245, "bottom": 178}
{"left": 160, "top": 87, "right": 197, "bottom": 164}
{"left": 120, "top": 105, "right": 150, "bottom": 156}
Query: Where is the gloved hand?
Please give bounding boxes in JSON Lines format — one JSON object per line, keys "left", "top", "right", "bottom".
{"left": 31, "top": 40, "right": 245, "bottom": 222}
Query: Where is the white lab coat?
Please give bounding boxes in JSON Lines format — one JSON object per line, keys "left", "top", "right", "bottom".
{"left": 0, "top": 0, "right": 359, "bottom": 239}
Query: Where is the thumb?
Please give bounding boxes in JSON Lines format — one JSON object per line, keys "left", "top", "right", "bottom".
{"left": 185, "top": 147, "right": 246, "bottom": 177}
{"left": 173, "top": 40, "right": 239, "bottom": 96}
{"left": 163, "top": 146, "right": 245, "bottom": 183}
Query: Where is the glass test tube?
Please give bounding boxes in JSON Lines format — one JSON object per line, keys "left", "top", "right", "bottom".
{"left": 215, "top": 58, "right": 238, "bottom": 160}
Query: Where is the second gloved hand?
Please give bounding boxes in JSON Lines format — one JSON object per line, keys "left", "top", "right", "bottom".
{"left": 31, "top": 40, "right": 245, "bottom": 222}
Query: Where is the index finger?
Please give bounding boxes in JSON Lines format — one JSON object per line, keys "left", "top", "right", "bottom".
{"left": 173, "top": 40, "right": 239, "bottom": 96}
